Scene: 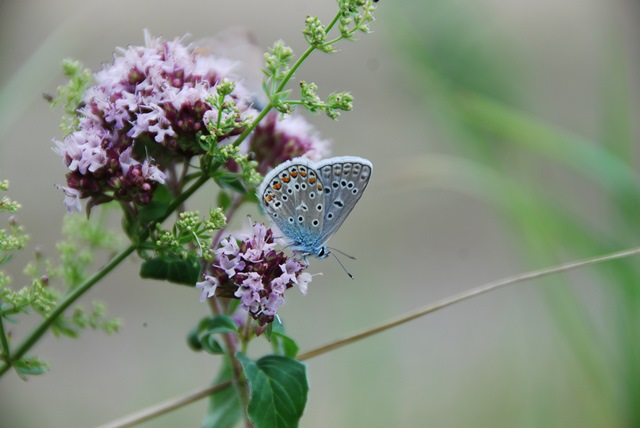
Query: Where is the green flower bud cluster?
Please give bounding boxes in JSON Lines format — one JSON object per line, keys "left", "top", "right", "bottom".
{"left": 50, "top": 59, "right": 92, "bottom": 136}
{"left": 262, "top": 0, "right": 375, "bottom": 120}
{"left": 0, "top": 184, "right": 121, "bottom": 378}
{"left": 154, "top": 209, "right": 227, "bottom": 261}
{"left": 203, "top": 78, "right": 252, "bottom": 142}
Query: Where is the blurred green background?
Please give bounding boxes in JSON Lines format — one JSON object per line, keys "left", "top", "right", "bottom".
{"left": 1, "top": 0, "right": 640, "bottom": 427}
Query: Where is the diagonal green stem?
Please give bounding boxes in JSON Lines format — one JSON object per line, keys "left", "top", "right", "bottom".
{"left": 0, "top": 243, "right": 135, "bottom": 377}
{"left": 0, "top": 174, "right": 211, "bottom": 378}
{"left": 0, "top": 316, "right": 10, "bottom": 360}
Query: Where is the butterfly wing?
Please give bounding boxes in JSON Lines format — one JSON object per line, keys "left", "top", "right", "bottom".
{"left": 315, "top": 156, "right": 372, "bottom": 244}
{"left": 258, "top": 158, "right": 327, "bottom": 249}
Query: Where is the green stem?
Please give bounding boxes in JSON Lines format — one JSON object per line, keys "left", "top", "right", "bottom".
{"left": 0, "top": 316, "right": 10, "bottom": 359}
{"left": 0, "top": 6, "right": 348, "bottom": 381}
{"left": 0, "top": 243, "right": 134, "bottom": 377}
{"left": 232, "top": 106, "right": 273, "bottom": 149}
{"left": 275, "top": 47, "right": 316, "bottom": 96}
{"left": 0, "top": 174, "right": 211, "bottom": 378}
{"left": 325, "top": 9, "right": 341, "bottom": 33}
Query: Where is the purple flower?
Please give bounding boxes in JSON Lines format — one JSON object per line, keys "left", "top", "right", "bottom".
{"left": 196, "top": 275, "right": 219, "bottom": 302}
{"left": 55, "top": 185, "right": 82, "bottom": 212}
{"left": 246, "top": 111, "right": 331, "bottom": 174}
{"left": 54, "top": 31, "right": 255, "bottom": 212}
{"left": 197, "top": 222, "right": 313, "bottom": 325}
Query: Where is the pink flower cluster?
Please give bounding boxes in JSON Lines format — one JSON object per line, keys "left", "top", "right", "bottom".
{"left": 54, "top": 31, "right": 255, "bottom": 212}
{"left": 197, "top": 223, "right": 312, "bottom": 325}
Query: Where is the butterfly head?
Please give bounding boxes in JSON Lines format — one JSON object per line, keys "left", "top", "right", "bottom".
{"left": 293, "top": 243, "right": 330, "bottom": 261}
{"left": 315, "top": 246, "right": 329, "bottom": 259}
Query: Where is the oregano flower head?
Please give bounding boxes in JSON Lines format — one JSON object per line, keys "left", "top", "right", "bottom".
{"left": 54, "top": 31, "right": 256, "bottom": 212}
{"left": 247, "top": 111, "right": 331, "bottom": 175}
{"left": 196, "top": 222, "right": 312, "bottom": 325}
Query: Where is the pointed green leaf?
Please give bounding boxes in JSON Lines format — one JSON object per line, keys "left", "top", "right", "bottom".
{"left": 201, "top": 336, "right": 226, "bottom": 354}
{"left": 139, "top": 254, "right": 201, "bottom": 285}
{"left": 137, "top": 184, "right": 172, "bottom": 223}
{"left": 237, "top": 353, "right": 308, "bottom": 428}
{"left": 268, "top": 322, "right": 299, "bottom": 358}
{"left": 188, "top": 315, "right": 239, "bottom": 354}
{"left": 14, "top": 356, "right": 49, "bottom": 379}
{"left": 217, "top": 190, "right": 233, "bottom": 211}
{"left": 213, "top": 172, "right": 246, "bottom": 194}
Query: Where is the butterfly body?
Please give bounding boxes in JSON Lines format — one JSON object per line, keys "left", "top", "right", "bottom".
{"left": 257, "top": 156, "right": 372, "bottom": 260}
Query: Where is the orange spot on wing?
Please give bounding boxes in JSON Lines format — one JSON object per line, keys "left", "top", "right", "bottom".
{"left": 299, "top": 170, "right": 308, "bottom": 177}
{"left": 282, "top": 175, "right": 291, "bottom": 183}
{"left": 265, "top": 194, "right": 274, "bottom": 203}
{"left": 290, "top": 171, "right": 298, "bottom": 178}
{"left": 272, "top": 182, "right": 282, "bottom": 190}
{"left": 309, "top": 177, "right": 316, "bottom": 184}
{"left": 317, "top": 184, "right": 323, "bottom": 191}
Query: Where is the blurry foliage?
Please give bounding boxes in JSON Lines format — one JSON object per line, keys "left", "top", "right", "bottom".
{"left": 1, "top": 198, "right": 122, "bottom": 379}
{"left": 389, "top": 0, "right": 640, "bottom": 426}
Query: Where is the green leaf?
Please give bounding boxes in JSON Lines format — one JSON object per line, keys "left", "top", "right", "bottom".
{"left": 268, "top": 322, "right": 299, "bottom": 358}
{"left": 188, "top": 315, "right": 239, "bottom": 354}
{"left": 213, "top": 171, "right": 246, "bottom": 194}
{"left": 14, "top": 356, "right": 49, "bottom": 379}
{"left": 137, "top": 184, "right": 172, "bottom": 223}
{"left": 201, "top": 336, "right": 226, "bottom": 354}
{"left": 202, "top": 315, "right": 239, "bottom": 334}
{"left": 237, "top": 353, "right": 308, "bottom": 428}
{"left": 51, "top": 317, "right": 79, "bottom": 339}
{"left": 187, "top": 326, "right": 204, "bottom": 351}
{"left": 217, "top": 190, "right": 233, "bottom": 211}
{"left": 202, "top": 356, "right": 243, "bottom": 428}
{"left": 139, "top": 254, "right": 201, "bottom": 285}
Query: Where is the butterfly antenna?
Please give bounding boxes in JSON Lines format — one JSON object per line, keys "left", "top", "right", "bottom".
{"left": 327, "top": 246, "right": 357, "bottom": 260}
{"left": 275, "top": 313, "right": 283, "bottom": 325}
{"left": 328, "top": 250, "right": 354, "bottom": 279}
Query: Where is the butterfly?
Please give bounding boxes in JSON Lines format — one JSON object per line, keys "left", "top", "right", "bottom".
{"left": 257, "top": 156, "right": 372, "bottom": 261}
